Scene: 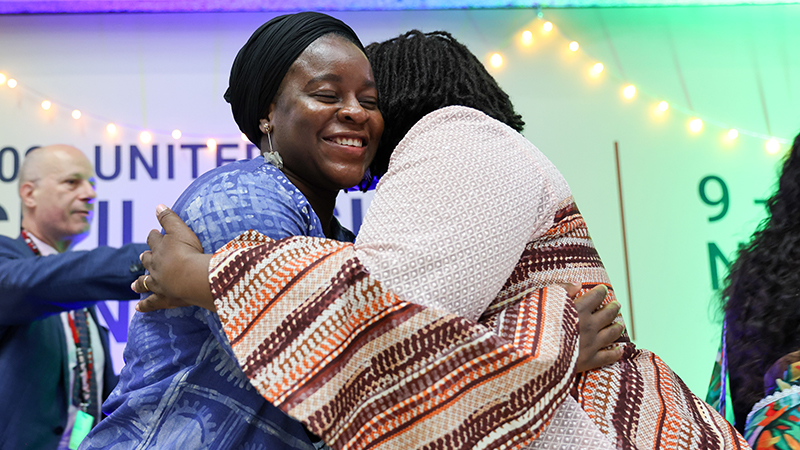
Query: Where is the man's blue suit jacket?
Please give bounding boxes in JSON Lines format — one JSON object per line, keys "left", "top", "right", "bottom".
{"left": 0, "top": 235, "right": 147, "bottom": 450}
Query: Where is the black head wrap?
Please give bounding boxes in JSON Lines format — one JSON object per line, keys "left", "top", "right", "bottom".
{"left": 225, "top": 12, "right": 365, "bottom": 148}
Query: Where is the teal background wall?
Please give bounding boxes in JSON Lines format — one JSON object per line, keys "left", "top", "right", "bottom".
{"left": 1, "top": 5, "right": 798, "bottom": 393}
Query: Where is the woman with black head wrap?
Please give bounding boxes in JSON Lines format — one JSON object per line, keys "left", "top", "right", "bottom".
{"left": 81, "top": 12, "right": 382, "bottom": 450}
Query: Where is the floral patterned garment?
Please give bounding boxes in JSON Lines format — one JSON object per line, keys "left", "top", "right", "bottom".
{"left": 745, "top": 355, "right": 800, "bottom": 449}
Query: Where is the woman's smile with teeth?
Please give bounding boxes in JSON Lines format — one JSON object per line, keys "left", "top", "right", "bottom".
{"left": 330, "top": 136, "right": 364, "bottom": 147}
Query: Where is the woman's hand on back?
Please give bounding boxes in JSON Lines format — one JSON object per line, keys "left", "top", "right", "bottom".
{"left": 132, "top": 205, "right": 216, "bottom": 313}
{"left": 561, "top": 283, "right": 624, "bottom": 373}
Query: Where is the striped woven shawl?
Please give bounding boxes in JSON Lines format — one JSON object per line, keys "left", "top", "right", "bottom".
{"left": 207, "top": 106, "right": 746, "bottom": 449}
{"left": 209, "top": 201, "right": 748, "bottom": 450}
{"left": 210, "top": 229, "right": 579, "bottom": 450}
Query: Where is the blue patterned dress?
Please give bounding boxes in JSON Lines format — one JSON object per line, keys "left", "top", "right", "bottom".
{"left": 81, "top": 156, "right": 352, "bottom": 450}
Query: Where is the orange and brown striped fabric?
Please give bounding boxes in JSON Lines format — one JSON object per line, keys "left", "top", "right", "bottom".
{"left": 209, "top": 230, "right": 580, "bottom": 450}
{"left": 208, "top": 199, "right": 748, "bottom": 450}
{"left": 505, "top": 200, "right": 748, "bottom": 450}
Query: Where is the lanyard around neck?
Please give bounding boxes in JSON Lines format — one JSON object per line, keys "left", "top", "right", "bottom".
{"left": 20, "top": 229, "right": 42, "bottom": 256}
{"left": 22, "top": 229, "right": 97, "bottom": 412}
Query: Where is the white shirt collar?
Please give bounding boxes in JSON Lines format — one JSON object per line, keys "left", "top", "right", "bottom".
{"left": 26, "top": 232, "right": 59, "bottom": 256}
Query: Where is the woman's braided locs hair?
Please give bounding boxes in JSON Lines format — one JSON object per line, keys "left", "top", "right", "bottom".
{"left": 365, "top": 30, "right": 525, "bottom": 177}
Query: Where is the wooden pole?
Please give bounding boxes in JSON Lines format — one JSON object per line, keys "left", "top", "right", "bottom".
{"left": 614, "top": 141, "right": 635, "bottom": 340}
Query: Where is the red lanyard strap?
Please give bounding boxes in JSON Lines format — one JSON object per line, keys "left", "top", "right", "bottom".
{"left": 20, "top": 229, "right": 41, "bottom": 256}
{"left": 22, "top": 229, "right": 100, "bottom": 419}
{"left": 68, "top": 310, "right": 96, "bottom": 411}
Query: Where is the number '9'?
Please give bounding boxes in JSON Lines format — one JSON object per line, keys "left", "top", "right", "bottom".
{"left": 699, "top": 175, "right": 729, "bottom": 222}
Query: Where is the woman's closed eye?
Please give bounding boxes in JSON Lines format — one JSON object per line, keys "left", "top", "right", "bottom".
{"left": 358, "top": 98, "right": 378, "bottom": 109}
{"left": 314, "top": 92, "right": 339, "bottom": 102}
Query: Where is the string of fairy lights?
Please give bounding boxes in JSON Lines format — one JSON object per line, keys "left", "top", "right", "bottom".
{"left": 0, "top": 72, "right": 245, "bottom": 151}
{"left": 485, "top": 16, "right": 790, "bottom": 155}
{"left": 0, "top": 14, "right": 791, "bottom": 155}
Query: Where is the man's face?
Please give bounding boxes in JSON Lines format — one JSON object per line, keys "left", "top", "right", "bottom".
{"left": 28, "top": 147, "right": 97, "bottom": 247}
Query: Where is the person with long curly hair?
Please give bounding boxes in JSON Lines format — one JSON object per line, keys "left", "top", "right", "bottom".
{"left": 711, "top": 132, "right": 800, "bottom": 448}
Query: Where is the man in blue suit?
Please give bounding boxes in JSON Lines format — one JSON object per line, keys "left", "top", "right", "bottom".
{"left": 0, "top": 145, "right": 147, "bottom": 450}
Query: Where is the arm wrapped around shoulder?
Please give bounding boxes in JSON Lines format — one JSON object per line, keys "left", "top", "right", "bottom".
{"left": 210, "top": 231, "right": 579, "bottom": 450}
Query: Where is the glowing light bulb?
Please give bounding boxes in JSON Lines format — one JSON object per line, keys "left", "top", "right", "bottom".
{"left": 658, "top": 101, "right": 669, "bottom": 112}
{"left": 521, "top": 30, "right": 533, "bottom": 45}
{"left": 727, "top": 129, "right": 738, "bottom": 140}
{"left": 140, "top": 131, "right": 152, "bottom": 143}
{"left": 522, "top": 30, "right": 533, "bottom": 45}
{"left": 543, "top": 21, "right": 553, "bottom": 33}
{"left": 206, "top": 138, "right": 217, "bottom": 150}
{"left": 71, "top": 109, "right": 81, "bottom": 119}
{"left": 589, "top": 63, "right": 604, "bottom": 77}
{"left": 766, "top": 138, "right": 780, "bottom": 154}
{"left": 622, "top": 85, "right": 636, "bottom": 99}
{"left": 106, "top": 123, "right": 116, "bottom": 134}
{"left": 688, "top": 118, "right": 703, "bottom": 133}
{"left": 489, "top": 53, "right": 503, "bottom": 68}
{"left": 0, "top": 73, "right": 6, "bottom": 85}
{"left": 41, "top": 100, "right": 51, "bottom": 110}
{"left": 569, "top": 41, "right": 579, "bottom": 52}
{"left": 172, "top": 129, "right": 182, "bottom": 139}
{"left": 7, "top": 78, "right": 17, "bottom": 88}
{"left": 241, "top": 133, "right": 248, "bottom": 141}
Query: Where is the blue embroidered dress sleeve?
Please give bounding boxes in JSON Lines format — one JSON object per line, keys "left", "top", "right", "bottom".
{"left": 82, "top": 157, "right": 352, "bottom": 450}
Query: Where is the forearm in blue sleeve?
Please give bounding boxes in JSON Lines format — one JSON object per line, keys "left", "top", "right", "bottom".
{"left": 0, "top": 242, "right": 148, "bottom": 325}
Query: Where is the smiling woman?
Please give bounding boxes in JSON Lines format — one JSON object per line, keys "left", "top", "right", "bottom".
{"left": 266, "top": 33, "right": 383, "bottom": 234}
{"left": 80, "top": 12, "right": 382, "bottom": 450}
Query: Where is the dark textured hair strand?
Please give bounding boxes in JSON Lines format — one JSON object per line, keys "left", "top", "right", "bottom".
{"left": 365, "top": 30, "right": 524, "bottom": 177}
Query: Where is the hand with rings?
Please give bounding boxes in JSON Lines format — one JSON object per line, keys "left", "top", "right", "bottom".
{"left": 131, "top": 204, "right": 215, "bottom": 313}
{"left": 141, "top": 274, "right": 151, "bottom": 292}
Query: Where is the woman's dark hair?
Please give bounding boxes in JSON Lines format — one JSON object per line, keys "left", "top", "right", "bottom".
{"left": 723, "top": 131, "right": 800, "bottom": 430}
{"left": 365, "top": 30, "right": 524, "bottom": 177}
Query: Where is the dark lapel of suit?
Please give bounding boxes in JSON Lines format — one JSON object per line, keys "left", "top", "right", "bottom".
{"left": 17, "top": 235, "right": 72, "bottom": 414}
